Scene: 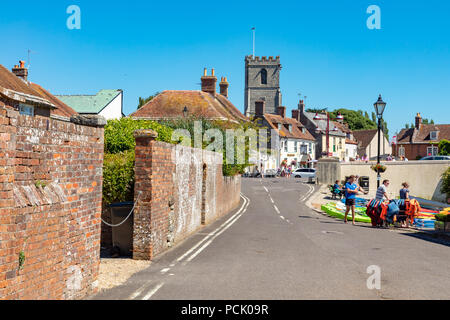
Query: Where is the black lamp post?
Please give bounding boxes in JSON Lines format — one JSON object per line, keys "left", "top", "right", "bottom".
{"left": 374, "top": 95, "right": 386, "bottom": 188}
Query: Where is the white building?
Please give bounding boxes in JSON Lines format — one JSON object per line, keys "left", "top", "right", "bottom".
{"left": 254, "top": 104, "right": 316, "bottom": 170}
{"left": 57, "top": 89, "right": 124, "bottom": 120}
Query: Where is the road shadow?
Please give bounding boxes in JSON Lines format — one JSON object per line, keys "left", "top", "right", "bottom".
{"left": 400, "top": 231, "right": 450, "bottom": 248}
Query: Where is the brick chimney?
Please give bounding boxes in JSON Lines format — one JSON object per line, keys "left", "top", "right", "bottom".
{"left": 255, "top": 100, "right": 265, "bottom": 118}
{"left": 415, "top": 113, "right": 422, "bottom": 129}
{"left": 219, "top": 77, "right": 229, "bottom": 98}
{"left": 298, "top": 100, "right": 305, "bottom": 115}
{"left": 12, "top": 60, "right": 28, "bottom": 81}
{"left": 201, "top": 68, "right": 217, "bottom": 96}
{"left": 277, "top": 106, "right": 286, "bottom": 118}
{"left": 292, "top": 109, "right": 300, "bottom": 122}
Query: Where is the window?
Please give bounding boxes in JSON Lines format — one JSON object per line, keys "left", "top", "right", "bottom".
{"left": 277, "top": 123, "right": 282, "bottom": 131}
{"left": 427, "top": 146, "right": 438, "bottom": 156}
{"left": 300, "top": 144, "right": 308, "bottom": 155}
{"left": 430, "top": 131, "right": 438, "bottom": 140}
{"left": 399, "top": 146, "right": 405, "bottom": 157}
{"left": 261, "top": 69, "right": 267, "bottom": 85}
{"left": 289, "top": 124, "right": 292, "bottom": 132}
{"left": 301, "top": 127, "right": 306, "bottom": 134}
{"left": 284, "top": 141, "right": 288, "bottom": 152}
{"left": 294, "top": 141, "right": 298, "bottom": 152}
{"left": 19, "top": 103, "right": 34, "bottom": 116}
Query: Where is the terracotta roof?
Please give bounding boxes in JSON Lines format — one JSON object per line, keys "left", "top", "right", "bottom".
{"left": 0, "top": 63, "right": 77, "bottom": 118}
{"left": 263, "top": 114, "right": 315, "bottom": 141}
{"left": 346, "top": 138, "right": 358, "bottom": 145}
{"left": 29, "top": 83, "right": 77, "bottom": 118}
{"left": 130, "top": 90, "right": 247, "bottom": 122}
{"left": 397, "top": 124, "right": 450, "bottom": 144}
{"left": 353, "top": 129, "right": 378, "bottom": 148}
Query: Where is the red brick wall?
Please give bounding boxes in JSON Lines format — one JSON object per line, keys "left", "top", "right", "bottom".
{"left": 0, "top": 101, "right": 104, "bottom": 300}
{"left": 133, "top": 130, "right": 241, "bottom": 260}
{"left": 393, "top": 143, "right": 436, "bottom": 160}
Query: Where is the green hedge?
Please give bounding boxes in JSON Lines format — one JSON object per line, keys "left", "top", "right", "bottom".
{"left": 105, "top": 117, "right": 174, "bottom": 154}
{"left": 103, "top": 117, "right": 256, "bottom": 204}
{"left": 441, "top": 166, "right": 450, "bottom": 200}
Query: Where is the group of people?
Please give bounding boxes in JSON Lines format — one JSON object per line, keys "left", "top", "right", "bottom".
{"left": 333, "top": 176, "right": 411, "bottom": 226}
{"left": 351, "top": 154, "right": 409, "bottom": 162}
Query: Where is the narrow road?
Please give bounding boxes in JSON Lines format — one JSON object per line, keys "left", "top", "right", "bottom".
{"left": 93, "top": 178, "right": 450, "bottom": 300}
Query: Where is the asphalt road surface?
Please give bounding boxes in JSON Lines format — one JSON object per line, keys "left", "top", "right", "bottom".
{"left": 93, "top": 178, "right": 450, "bottom": 300}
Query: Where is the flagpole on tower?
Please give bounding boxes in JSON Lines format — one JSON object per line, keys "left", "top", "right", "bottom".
{"left": 251, "top": 27, "right": 255, "bottom": 57}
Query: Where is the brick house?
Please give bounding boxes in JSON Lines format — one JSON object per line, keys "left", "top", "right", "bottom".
{"left": 393, "top": 113, "right": 450, "bottom": 160}
{"left": 0, "top": 61, "right": 105, "bottom": 299}
{"left": 131, "top": 69, "right": 247, "bottom": 123}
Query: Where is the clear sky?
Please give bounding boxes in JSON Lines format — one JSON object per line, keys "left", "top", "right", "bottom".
{"left": 1, "top": 0, "right": 449, "bottom": 137}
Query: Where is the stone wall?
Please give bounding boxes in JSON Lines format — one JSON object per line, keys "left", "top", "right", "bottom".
{"left": 133, "top": 130, "right": 241, "bottom": 260}
{"left": 0, "top": 102, "right": 104, "bottom": 300}
{"left": 340, "top": 161, "right": 449, "bottom": 202}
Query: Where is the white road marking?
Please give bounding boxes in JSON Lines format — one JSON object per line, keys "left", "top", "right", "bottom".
{"left": 160, "top": 268, "right": 170, "bottom": 274}
{"left": 176, "top": 195, "right": 248, "bottom": 263}
{"left": 280, "top": 216, "right": 285, "bottom": 220}
{"left": 263, "top": 186, "right": 269, "bottom": 193}
{"left": 270, "top": 197, "right": 274, "bottom": 204}
{"left": 128, "top": 284, "right": 148, "bottom": 300}
{"left": 185, "top": 195, "right": 250, "bottom": 263}
{"left": 300, "top": 184, "right": 315, "bottom": 202}
{"left": 142, "top": 282, "right": 165, "bottom": 300}
{"left": 274, "top": 205, "right": 280, "bottom": 214}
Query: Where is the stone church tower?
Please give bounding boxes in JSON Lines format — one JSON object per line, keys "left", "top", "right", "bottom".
{"left": 244, "top": 55, "right": 282, "bottom": 117}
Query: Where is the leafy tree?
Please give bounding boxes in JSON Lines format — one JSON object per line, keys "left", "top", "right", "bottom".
{"left": 441, "top": 167, "right": 450, "bottom": 200}
{"left": 371, "top": 112, "right": 376, "bottom": 123}
{"left": 328, "top": 109, "right": 377, "bottom": 131}
{"left": 438, "top": 139, "right": 450, "bottom": 156}
{"left": 138, "top": 92, "right": 160, "bottom": 109}
{"left": 306, "top": 108, "right": 327, "bottom": 114}
{"left": 364, "top": 111, "right": 369, "bottom": 119}
{"left": 405, "top": 124, "right": 410, "bottom": 129}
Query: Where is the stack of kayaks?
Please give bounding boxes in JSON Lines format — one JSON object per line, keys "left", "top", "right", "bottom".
{"left": 340, "top": 197, "right": 369, "bottom": 208}
{"left": 414, "top": 218, "right": 436, "bottom": 229}
{"left": 413, "top": 208, "right": 439, "bottom": 230}
{"left": 322, "top": 202, "right": 371, "bottom": 223}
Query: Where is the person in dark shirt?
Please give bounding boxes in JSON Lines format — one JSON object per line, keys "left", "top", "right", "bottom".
{"left": 400, "top": 182, "right": 410, "bottom": 200}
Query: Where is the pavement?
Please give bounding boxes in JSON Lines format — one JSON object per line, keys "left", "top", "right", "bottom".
{"left": 92, "top": 177, "right": 450, "bottom": 300}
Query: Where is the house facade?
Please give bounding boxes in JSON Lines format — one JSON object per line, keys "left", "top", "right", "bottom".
{"left": 393, "top": 113, "right": 450, "bottom": 160}
{"left": 57, "top": 89, "right": 124, "bottom": 120}
{"left": 352, "top": 129, "right": 392, "bottom": 159}
{"left": 254, "top": 101, "right": 316, "bottom": 170}
{"left": 298, "top": 100, "right": 348, "bottom": 160}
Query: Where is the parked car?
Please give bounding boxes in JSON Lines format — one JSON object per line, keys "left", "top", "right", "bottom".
{"left": 264, "top": 169, "right": 277, "bottom": 178}
{"left": 419, "top": 156, "right": 450, "bottom": 161}
{"left": 292, "top": 168, "right": 316, "bottom": 178}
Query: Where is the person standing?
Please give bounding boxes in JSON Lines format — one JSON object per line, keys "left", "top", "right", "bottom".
{"left": 344, "top": 175, "right": 368, "bottom": 225}
{"left": 376, "top": 180, "right": 391, "bottom": 202}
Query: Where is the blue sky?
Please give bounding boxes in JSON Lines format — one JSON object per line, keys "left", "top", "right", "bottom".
{"left": 1, "top": 0, "right": 449, "bottom": 137}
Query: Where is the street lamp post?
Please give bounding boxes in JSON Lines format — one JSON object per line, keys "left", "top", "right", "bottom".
{"left": 373, "top": 95, "right": 387, "bottom": 188}
{"left": 314, "top": 111, "right": 344, "bottom": 157}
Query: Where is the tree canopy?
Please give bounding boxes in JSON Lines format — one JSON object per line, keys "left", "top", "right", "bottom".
{"left": 138, "top": 92, "right": 160, "bottom": 109}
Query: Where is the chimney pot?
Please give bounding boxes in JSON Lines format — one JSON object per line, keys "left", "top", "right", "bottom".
{"left": 415, "top": 112, "right": 422, "bottom": 129}
{"left": 201, "top": 68, "right": 217, "bottom": 96}
{"left": 219, "top": 76, "right": 229, "bottom": 98}
{"left": 12, "top": 60, "right": 28, "bottom": 81}
{"left": 211, "top": 68, "right": 215, "bottom": 76}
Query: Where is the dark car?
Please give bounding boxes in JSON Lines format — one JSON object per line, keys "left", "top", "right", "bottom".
{"left": 419, "top": 156, "right": 450, "bottom": 161}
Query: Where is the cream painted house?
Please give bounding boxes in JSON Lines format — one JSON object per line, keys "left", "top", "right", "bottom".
{"left": 353, "top": 129, "right": 392, "bottom": 159}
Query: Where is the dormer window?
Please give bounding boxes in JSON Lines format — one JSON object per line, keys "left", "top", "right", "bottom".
{"left": 19, "top": 103, "right": 34, "bottom": 116}
{"left": 277, "top": 123, "right": 282, "bottom": 131}
{"left": 301, "top": 127, "right": 306, "bottom": 134}
{"left": 430, "top": 131, "right": 438, "bottom": 140}
{"left": 288, "top": 124, "right": 292, "bottom": 132}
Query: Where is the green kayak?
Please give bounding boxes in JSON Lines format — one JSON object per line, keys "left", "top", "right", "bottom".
{"left": 321, "top": 203, "right": 371, "bottom": 223}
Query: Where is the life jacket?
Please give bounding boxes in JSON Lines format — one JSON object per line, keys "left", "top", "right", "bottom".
{"left": 406, "top": 199, "right": 421, "bottom": 221}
